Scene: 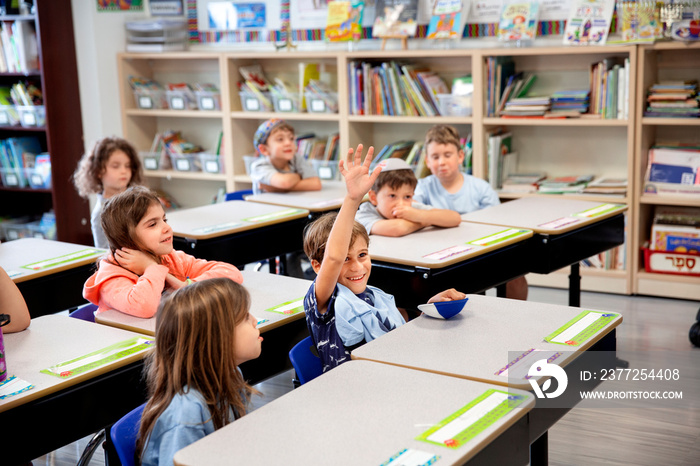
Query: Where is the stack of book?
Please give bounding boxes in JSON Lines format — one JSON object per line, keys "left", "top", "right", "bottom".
{"left": 0, "top": 136, "right": 45, "bottom": 188}
{"left": 486, "top": 129, "right": 515, "bottom": 189}
{"left": 501, "top": 172, "right": 546, "bottom": 193}
{"left": 538, "top": 174, "right": 594, "bottom": 193}
{"left": 643, "top": 144, "right": 700, "bottom": 195}
{"left": 589, "top": 57, "right": 630, "bottom": 119}
{"left": 547, "top": 90, "right": 590, "bottom": 117}
{"left": 500, "top": 96, "right": 551, "bottom": 117}
{"left": 643, "top": 81, "right": 699, "bottom": 118}
{"left": 582, "top": 177, "right": 628, "bottom": 195}
{"left": 0, "top": 21, "right": 39, "bottom": 73}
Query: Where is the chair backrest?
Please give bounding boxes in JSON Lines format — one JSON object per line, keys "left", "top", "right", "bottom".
{"left": 68, "top": 303, "right": 98, "bottom": 323}
{"left": 111, "top": 403, "right": 146, "bottom": 466}
{"left": 288, "top": 336, "right": 323, "bottom": 385}
{"left": 225, "top": 189, "right": 254, "bottom": 201}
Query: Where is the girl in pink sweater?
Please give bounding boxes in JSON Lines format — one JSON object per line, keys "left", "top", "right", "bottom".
{"left": 83, "top": 186, "right": 243, "bottom": 318}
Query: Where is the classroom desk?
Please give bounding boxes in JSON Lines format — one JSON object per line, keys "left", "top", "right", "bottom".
{"left": 95, "top": 270, "right": 311, "bottom": 384}
{"left": 245, "top": 180, "right": 350, "bottom": 213}
{"left": 0, "top": 315, "right": 152, "bottom": 465}
{"left": 167, "top": 201, "right": 309, "bottom": 266}
{"left": 461, "top": 197, "right": 627, "bottom": 307}
{"left": 0, "top": 238, "right": 104, "bottom": 318}
{"left": 174, "top": 360, "right": 536, "bottom": 466}
{"left": 352, "top": 294, "right": 622, "bottom": 466}
{"left": 367, "top": 222, "right": 533, "bottom": 309}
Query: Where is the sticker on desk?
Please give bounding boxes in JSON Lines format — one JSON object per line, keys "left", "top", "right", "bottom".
{"left": 381, "top": 448, "right": 440, "bottom": 466}
{"left": 495, "top": 348, "right": 563, "bottom": 379}
{"left": 266, "top": 298, "right": 304, "bottom": 315}
{"left": 255, "top": 316, "right": 269, "bottom": 326}
{"left": 21, "top": 248, "right": 103, "bottom": 271}
{"left": 538, "top": 217, "right": 581, "bottom": 230}
{"left": 544, "top": 311, "right": 619, "bottom": 346}
{"left": 6, "top": 269, "right": 23, "bottom": 279}
{"left": 0, "top": 375, "right": 34, "bottom": 399}
{"left": 423, "top": 244, "right": 474, "bottom": 261}
{"left": 192, "top": 221, "right": 244, "bottom": 234}
{"left": 41, "top": 337, "right": 154, "bottom": 379}
{"left": 417, "top": 389, "right": 528, "bottom": 449}
{"left": 573, "top": 203, "right": 623, "bottom": 219}
{"left": 467, "top": 229, "right": 530, "bottom": 247}
{"left": 311, "top": 198, "right": 343, "bottom": 208}
{"left": 242, "top": 208, "right": 307, "bottom": 223}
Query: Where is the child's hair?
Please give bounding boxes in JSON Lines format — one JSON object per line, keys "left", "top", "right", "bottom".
{"left": 136, "top": 278, "right": 258, "bottom": 461}
{"left": 371, "top": 169, "right": 417, "bottom": 194}
{"left": 303, "top": 211, "right": 370, "bottom": 264}
{"left": 101, "top": 186, "right": 163, "bottom": 262}
{"left": 253, "top": 118, "right": 295, "bottom": 154}
{"left": 73, "top": 136, "right": 143, "bottom": 198}
{"left": 424, "top": 124, "right": 462, "bottom": 152}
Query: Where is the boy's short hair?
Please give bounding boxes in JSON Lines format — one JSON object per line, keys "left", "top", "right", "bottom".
{"left": 372, "top": 168, "right": 417, "bottom": 193}
{"left": 424, "top": 124, "right": 462, "bottom": 152}
{"left": 253, "top": 118, "right": 295, "bottom": 154}
{"left": 303, "top": 212, "right": 370, "bottom": 264}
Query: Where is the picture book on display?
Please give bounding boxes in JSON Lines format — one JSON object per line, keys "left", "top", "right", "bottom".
{"left": 326, "top": 1, "right": 365, "bottom": 42}
{"left": 426, "top": 0, "right": 469, "bottom": 40}
{"left": 563, "top": 0, "right": 615, "bottom": 45}
{"left": 373, "top": 0, "right": 419, "bottom": 38}
{"left": 498, "top": 1, "right": 539, "bottom": 43}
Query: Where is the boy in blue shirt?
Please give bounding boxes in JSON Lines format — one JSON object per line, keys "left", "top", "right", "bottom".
{"left": 414, "top": 124, "right": 528, "bottom": 300}
{"left": 303, "top": 144, "right": 464, "bottom": 372}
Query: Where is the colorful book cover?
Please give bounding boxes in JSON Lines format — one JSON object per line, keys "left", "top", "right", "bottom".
{"left": 325, "top": 1, "right": 364, "bottom": 42}
{"left": 373, "top": 0, "right": 419, "bottom": 38}
{"left": 497, "top": 1, "right": 539, "bottom": 42}
{"left": 563, "top": 0, "right": 615, "bottom": 45}
{"left": 426, "top": 0, "right": 468, "bottom": 39}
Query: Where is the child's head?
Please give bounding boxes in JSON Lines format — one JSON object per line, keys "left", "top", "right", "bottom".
{"left": 137, "top": 278, "right": 260, "bottom": 458}
{"left": 304, "top": 212, "right": 372, "bottom": 294}
{"left": 369, "top": 158, "right": 418, "bottom": 219}
{"left": 72, "top": 137, "right": 143, "bottom": 199}
{"left": 101, "top": 186, "right": 172, "bottom": 261}
{"left": 253, "top": 118, "right": 296, "bottom": 164}
{"left": 424, "top": 125, "right": 465, "bottom": 182}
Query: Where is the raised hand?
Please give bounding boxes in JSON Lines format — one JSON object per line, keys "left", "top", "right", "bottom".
{"left": 339, "top": 144, "right": 382, "bottom": 202}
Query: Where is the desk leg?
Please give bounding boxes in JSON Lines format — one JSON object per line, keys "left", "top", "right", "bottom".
{"left": 530, "top": 431, "right": 548, "bottom": 466}
{"left": 496, "top": 283, "right": 507, "bottom": 298}
{"left": 568, "top": 262, "right": 581, "bottom": 307}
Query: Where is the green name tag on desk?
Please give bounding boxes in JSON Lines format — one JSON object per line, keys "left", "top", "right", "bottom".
{"left": 544, "top": 310, "right": 619, "bottom": 346}
{"left": 242, "top": 208, "right": 306, "bottom": 223}
{"left": 22, "top": 248, "right": 103, "bottom": 271}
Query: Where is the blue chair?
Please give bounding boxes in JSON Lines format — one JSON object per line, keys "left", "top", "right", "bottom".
{"left": 69, "top": 303, "right": 98, "bottom": 323}
{"left": 289, "top": 336, "right": 323, "bottom": 387}
{"left": 110, "top": 403, "right": 146, "bottom": 466}
{"left": 225, "top": 189, "right": 253, "bottom": 201}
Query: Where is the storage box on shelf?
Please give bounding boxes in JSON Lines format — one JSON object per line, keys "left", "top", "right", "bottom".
{"left": 633, "top": 42, "right": 700, "bottom": 300}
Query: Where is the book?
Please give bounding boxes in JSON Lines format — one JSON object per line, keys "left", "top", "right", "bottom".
{"left": 325, "top": 1, "right": 364, "bottom": 42}
{"left": 299, "top": 63, "right": 320, "bottom": 112}
{"left": 372, "top": 0, "right": 419, "bottom": 38}
{"left": 497, "top": 1, "right": 539, "bottom": 43}
{"left": 538, "top": 174, "right": 594, "bottom": 193}
{"left": 426, "top": 0, "right": 468, "bottom": 40}
{"left": 563, "top": 0, "right": 616, "bottom": 46}
{"left": 583, "top": 176, "right": 627, "bottom": 194}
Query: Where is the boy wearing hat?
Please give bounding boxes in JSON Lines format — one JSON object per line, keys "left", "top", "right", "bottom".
{"left": 355, "top": 157, "right": 461, "bottom": 236}
{"left": 250, "top": 118, "right": 322, "bottom": 194}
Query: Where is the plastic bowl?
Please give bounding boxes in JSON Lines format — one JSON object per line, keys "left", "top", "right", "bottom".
{"left": 418, "top": 297, "right": 469, "bottom": 320}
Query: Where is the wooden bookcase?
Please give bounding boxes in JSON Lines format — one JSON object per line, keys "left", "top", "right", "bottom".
{"left": 633, "top": 42, "right": 700, "bottom": 301}
{"left": 117, "top": 43, "right": 698, "bottom": 297}
{"left": 0, "top": 1, "right": 90, "bottom": 245}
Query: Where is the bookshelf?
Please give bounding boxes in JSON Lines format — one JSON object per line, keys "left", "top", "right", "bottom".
{"left": 633, "top": 42, "right": 700, "bottom": 301}
{"left": 117, "top": 43, "right": 697, "bottom": 298}
{"left": 0, "top": 1, "right": 90, "bottom": 245}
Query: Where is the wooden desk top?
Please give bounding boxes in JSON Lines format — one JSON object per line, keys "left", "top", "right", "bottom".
{"left": 166, "top": 201, "right": 309, "bottom": 240}
{"left": 461, "top": 197, "right": 627, "bottom": 234}
{"left": 369, "top": 223, "right": 533, "bottom": 268}
{"left": 352, "top": 294, "right": 622, "bottom": 390}
{"left": 0, "top": 315, "right": 152, "bottom": 413}
{"left": 0, "top": 238, "right": 103, "bottom": 284}
{"left": 245, "top": 180, "right": 350, "bottom": 212}
{"left": 174, "top": 360, "right": 534, "bottom": 466}
{"left": 95, "top": 270, "right": 312, "bottom": 336}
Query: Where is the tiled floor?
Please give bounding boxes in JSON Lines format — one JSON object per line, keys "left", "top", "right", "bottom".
{"left": 30, "top": 286, "right": 700, "bottom": 465}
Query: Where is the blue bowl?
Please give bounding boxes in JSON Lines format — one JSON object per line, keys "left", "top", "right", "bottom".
{"left": 418, "top": 297, "right": 469, "bottom": 319}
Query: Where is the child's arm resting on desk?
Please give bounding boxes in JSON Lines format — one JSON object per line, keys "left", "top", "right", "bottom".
{"left": 289, "top": 176, "right": 322, "bottom": 191}
{"left": 369, "top": 218, "right": 425, "bottom": 237}
{"left": 393, "top": 205, "right": 462, "bottom": 229}
{"left": 0, "top": 267, "right": 30, "bottom": 332}
{"left": 314, "top": 145, "right": 381, "bottom": 314}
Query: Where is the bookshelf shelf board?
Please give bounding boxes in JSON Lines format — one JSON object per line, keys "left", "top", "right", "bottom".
{"left": 636, "top": 270, "right": 699, "bottom": 285}
{"left": 0, "top": 125, "right": 46, "bottom": 132}
{"left": 0, "top": 186, "right": 51, "bottom": 194}
{"left": 498, "top": 192, "right": 628, "bottom": 204}
{"left": 0, "top": 71, "right": 41, "bottom": 77}
{"left": 639, "top": 194, "right": 700, "bottom": 207}
{"left": 483, "top": 117, "right": 629, "bottom": 127}
{"left": 233, "top": 174, "right": 252, "bottom": 183}
{"left": 126, "top": 109, "right": 223, "bottom": 118}
{"left": 641, "top": 118, "right": 700, "bottom": 126}
{"left": 231, "top": 111, "right": 341, "bottom": 122}
{"left": 0, "top": 14, "right": 36, "bottom": 21}
{"left": 347, "top": 115, "right": 473, "bottom": 124}
{"left": 143, "top": 170, "right": 227, "bottom": 181}
{"left": 483, "top": 45, "right": 635, "bottom": 57}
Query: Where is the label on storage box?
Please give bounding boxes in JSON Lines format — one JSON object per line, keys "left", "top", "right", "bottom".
{"left": 647, "top": 250, "right": 700, "bottom": 276}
